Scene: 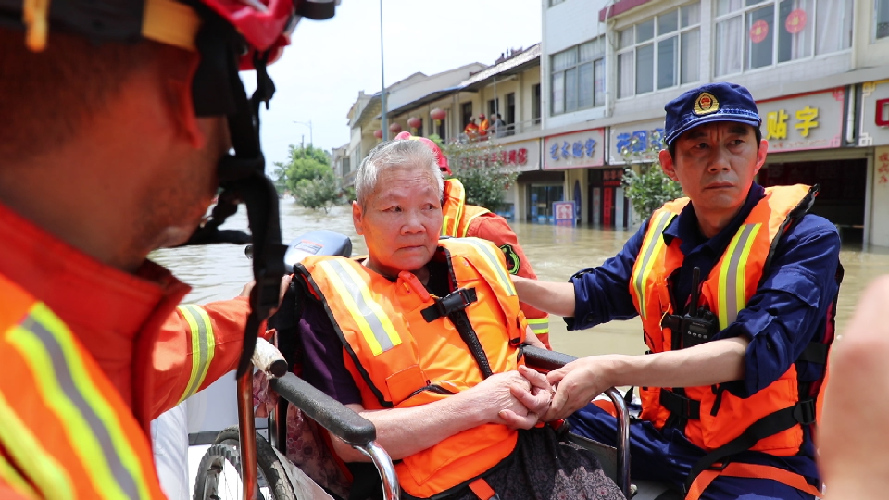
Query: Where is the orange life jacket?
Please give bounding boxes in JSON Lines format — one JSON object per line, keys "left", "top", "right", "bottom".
{"left": 441, "top": 179, "right": 491, "bottom": 238}
{"left": 0, "top": 274, "right": 167, "bottom": 500}
{"left": 441, "top": 179, "right": 550, "bottom": 344}
{"left": 629, "top": 184, "right": 838, "bottom": 498}
{"left": 297, "top": 237, "right": 527, "bottom": 498}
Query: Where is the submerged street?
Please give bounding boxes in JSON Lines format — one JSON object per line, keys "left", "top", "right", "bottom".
{"left": 153, "top": 201, "right": 889, "bottom": 357}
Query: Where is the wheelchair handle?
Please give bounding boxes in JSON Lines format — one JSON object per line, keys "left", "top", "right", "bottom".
{"left": 269, "top": 372, "right": 378, "bottom": 446}
{"left": 252, "top": 337, "right": 288, "bottom": 378}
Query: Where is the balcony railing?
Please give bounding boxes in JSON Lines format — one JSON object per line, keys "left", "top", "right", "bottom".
{"left": 454, "top": 118, "right": 542, "bottom": 144}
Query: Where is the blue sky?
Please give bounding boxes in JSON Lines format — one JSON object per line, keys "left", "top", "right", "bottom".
{"left": 249, "top": 0, "right": 543, "bottom": 169}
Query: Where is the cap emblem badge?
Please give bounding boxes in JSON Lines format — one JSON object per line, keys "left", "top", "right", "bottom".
{"left": 693, "top": 92, "right": 720, "bottom": 116}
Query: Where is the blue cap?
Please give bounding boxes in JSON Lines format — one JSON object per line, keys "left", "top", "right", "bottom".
{"left": 663, "top": 82, "right": 761, "bottom": 146}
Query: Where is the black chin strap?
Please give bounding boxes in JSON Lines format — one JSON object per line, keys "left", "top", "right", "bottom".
{"left": 191, "top": 11, "right": 287, "bottom": 377}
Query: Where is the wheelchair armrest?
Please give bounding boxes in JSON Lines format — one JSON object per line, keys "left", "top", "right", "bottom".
{"left": 522, "top": 345, "right": 577, "bottom": 370}
{"left": 522, "top": 345, "right": 632, "bottom": 499}
{"left": 269, "top": 372, "right": 376, "bottom": 447}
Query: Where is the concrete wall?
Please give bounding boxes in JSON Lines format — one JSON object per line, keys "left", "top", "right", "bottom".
{"left": 856, "top": 0, "right": 889, "bottom": 70}
{"left": 541, "top": 0, "right": 610, "bottom": 130}
{"left": 872, "top": 146, "right": 889, "bottom": 247}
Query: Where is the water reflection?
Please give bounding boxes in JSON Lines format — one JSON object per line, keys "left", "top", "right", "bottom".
{"left": 152, "top": 201, "right": 889, "bottom": 358}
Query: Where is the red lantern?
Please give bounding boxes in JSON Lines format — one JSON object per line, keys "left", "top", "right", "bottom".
{"left": 373, "top": 129, "right": 383, "bottom": 139}
{"left": 430, "top": 107, "right": 446, "bottom": 126}
{"left": 407, "top": 117, "right": 422, "bottom": 131}
{"left": 389, "top": 122, "right": 402, "bottom": 134}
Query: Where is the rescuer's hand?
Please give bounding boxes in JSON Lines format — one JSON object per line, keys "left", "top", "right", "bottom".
{"left": 543, "top": 355, "right": 617, "bottom": 421}
{"left": 819, "top": 275, "right": 889, "bottom": 499}
{"left": 240, "top": 274, "right": 292, "bottom": 316}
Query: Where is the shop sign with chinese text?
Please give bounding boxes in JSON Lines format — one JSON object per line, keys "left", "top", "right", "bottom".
{"left": 495, "top": 139, "right": 540, "bottom": 172}
{"left": 757, "top": 88, "right": 844, "bottom": 152}
{"left": 543, "top": 128, "right": 606, "bottom": 170}
{"left": 857, "top": 81, "right": 889, "bottom": 147}
{"left": 608, "top": 119, "right": 665, "bottom": 165}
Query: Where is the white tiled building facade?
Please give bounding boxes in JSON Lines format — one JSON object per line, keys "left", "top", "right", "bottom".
{"left": 344, "top": 0, "right": 889, "bottom": 246}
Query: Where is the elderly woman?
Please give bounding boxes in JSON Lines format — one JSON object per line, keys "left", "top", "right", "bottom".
{"left": 292, "top": 140, "right": 623, "bottom": 500}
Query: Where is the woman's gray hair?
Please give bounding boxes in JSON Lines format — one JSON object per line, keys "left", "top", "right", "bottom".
{"left": 355, "top": 139, "right": 444, "bottom": 208}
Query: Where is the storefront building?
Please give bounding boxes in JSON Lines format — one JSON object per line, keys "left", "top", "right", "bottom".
{"left": 540, "top": 128, "right": 607, "bottom": 225}
{"left": 856, "top": 80, "right": 889, "bottom": 247}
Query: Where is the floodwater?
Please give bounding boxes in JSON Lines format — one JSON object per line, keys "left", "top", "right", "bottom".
{"left": 152, "top": 201, "right": 889, "bottom": 358}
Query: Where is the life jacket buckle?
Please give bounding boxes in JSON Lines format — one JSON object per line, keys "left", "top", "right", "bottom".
{"left": 421, "top": 287, "right": 478, "bottom": 322}
{"left": 793, "top": 399, "right": 816, "bottom": 425}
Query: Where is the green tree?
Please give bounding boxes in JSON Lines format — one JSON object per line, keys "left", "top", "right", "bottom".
{"left": 293, "top": 176, "right": 338, "bottom": 213}
{"left": 620, "top": 130, "right": 684, "bottom": 220}
{"left": 441, "top": 141, "right": 519, "bottom": 212}
{"left": 273, "top": 144, "right": 334, "bottom": 195}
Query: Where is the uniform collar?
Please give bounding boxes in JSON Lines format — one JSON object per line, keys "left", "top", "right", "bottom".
{"left": 663, "top": 182, "right": 766, "bottom": 255}
{"left": 0, "top": 202, "right": 190, "bottom": 404}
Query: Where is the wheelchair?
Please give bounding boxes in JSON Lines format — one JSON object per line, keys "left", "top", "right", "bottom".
{"left": 192, "top": 231, "right": 634, "bottom": 500}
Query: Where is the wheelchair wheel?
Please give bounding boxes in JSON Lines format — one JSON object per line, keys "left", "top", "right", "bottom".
{"left": 193, "top": 427, "right": 295, "bottom": 500}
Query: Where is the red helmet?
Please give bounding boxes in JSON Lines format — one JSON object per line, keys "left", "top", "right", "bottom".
{"left": 17, "top": 0, "right": 333, "bottom": 66}
{"left": 393, "top": 131, "right": 451, "bottom": 176}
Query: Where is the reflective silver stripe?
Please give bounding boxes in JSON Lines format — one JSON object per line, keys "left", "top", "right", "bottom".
{"left": 326, "top": 259, "right": 397, "bottom": 353}
{"left": 179, "top": 305, "right": 214, "bottom": 401}
{"left": 528, "top": 320, "right": 549, "bottom": 332}
{"left": 21, "top": 316, "right": 140, "bottom": 500}
{"left": 722, "top": 223, "right": 759, "bottom": 327}
{"left": 459, "top": 238, "right": 516, "bottom": 296}
{"left": 633, "top": 213, "right": 673, "bottom": 320}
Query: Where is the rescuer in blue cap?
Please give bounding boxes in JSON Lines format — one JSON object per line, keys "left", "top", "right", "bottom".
{"left": 513, "top": 81, "right": 843, "bottom": 499}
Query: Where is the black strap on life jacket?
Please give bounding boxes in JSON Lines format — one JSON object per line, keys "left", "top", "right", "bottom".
{"left": 660, "top": 389, "right": 701, "bottom": 430}
{"left": 421, "top": 288, "right": 494, "bottom": 379}
{"left": 681, "top": 340, "right": 830, "bottom": 493}
{"left": 683, "top": 398, "right": 818, "bottom": 493}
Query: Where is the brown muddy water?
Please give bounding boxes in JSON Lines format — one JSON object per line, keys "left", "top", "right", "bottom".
{"left": 152, "top": 201, "right": 889, "bottom": 358}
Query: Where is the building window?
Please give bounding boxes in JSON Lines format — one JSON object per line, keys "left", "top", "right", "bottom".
{"left": 532, "top": 84, "right": 541, "bottom": 124}
{"left": 714, "top": 0, "right": 853, "bottom": 77}
{"left": 878, "top": 0, "right": 889, "bottom": 40}
{"left": 617, "top": 3, "right": 700, "bottom": 99}
{"left": 550, "top": 37, "right": 605, "bottom": 116}
{"left": 342, "top": 156, "right": 351, "bottom": 176}
{"left": 488, "top": 99, "right": 498, "bottom": 119}
{"left": 461, "top": 102, "right": 473, "bottom": 128}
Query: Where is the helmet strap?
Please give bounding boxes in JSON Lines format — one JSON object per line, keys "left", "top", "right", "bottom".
{"left": 190, "top": 11, "right": 287, "bottom": 377}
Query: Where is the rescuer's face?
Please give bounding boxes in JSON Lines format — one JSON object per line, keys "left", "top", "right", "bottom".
{"left": 660, "top": 122, "right": 767, "bottom": 219}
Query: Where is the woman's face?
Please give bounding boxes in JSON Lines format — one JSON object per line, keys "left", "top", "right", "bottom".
{"left": 352, "top": 165, "right": 443, "bottom": 277}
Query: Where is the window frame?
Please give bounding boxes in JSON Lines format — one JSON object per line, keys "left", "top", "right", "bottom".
{"left": 549, "top": 37, "right": 606, "bottom": 117}
{"left": 713, "top": 0, "right": 853, "bottom": 78}
{"left": 877, "top": 0, "right": 889, "bottom": 40}
{"left": 616, "top": 3, "right": 701, "bottom": 99}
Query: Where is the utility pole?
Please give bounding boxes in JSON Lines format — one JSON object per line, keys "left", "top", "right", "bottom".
{"left": 294, "top": 120, "right": 313, "bottom": 147}
{"left": 380, "top": 0, "right": 387, "bottom": 141}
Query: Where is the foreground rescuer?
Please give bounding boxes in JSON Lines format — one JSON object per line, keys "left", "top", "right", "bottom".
{"left": 513, "top": 82, "right": 842, "bottom": 499}
{"left": 0, "top": 1, "right": 321, "bottom": 497}
{"left": 292, "top": 140, "right": 624, "bottom": 499}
